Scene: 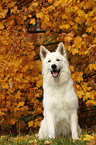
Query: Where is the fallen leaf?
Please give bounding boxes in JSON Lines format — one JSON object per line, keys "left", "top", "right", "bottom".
{"left": 79, "top": 134, "right": 94, "bottom": 141}
{"left": 29, "top": 140, "right": 33, "bottom": 144}
{"left": 44, "top": 140, "right": 52, "bottom": 145}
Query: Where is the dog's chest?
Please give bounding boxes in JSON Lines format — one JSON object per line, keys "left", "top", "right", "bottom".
{"left": 44, "top": 85, "right": 71, "bottom": 111}
{"left": 49, "top": 96, "right": 68, "bottom": 111}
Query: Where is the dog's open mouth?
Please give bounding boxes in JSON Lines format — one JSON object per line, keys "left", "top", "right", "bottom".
{"left": 51, "top": 69, "right": 60, "bottom": 78}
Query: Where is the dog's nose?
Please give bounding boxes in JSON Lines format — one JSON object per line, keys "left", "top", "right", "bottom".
{"left": 51, "top": 64, "right": 57, "bottom": 69}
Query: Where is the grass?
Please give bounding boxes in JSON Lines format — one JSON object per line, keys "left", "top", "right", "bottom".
{"left": 0, "top": 129, "right": 96, "bottom": 145}
{"left": 0, "top": 135, "right": 90, "bottom": 145}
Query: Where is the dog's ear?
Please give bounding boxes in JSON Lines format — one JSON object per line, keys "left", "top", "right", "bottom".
{"left": 56, "top": 42, "right": 67, "bottom": 57}
{"left": 40, "top": 45, "right": 49, "bottom": 60}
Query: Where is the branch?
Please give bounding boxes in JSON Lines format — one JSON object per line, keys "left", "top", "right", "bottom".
{"left": 34, "top": 41, "right": 63, "bottom": 47}
{"left": 27, "top": 29, "right": 65, "bottom": 34}
{"left": 79, "top": 108, "right": 96, "bottom": 112}
{"left": 83, "top": 74, "right": 96, "bottom": 79}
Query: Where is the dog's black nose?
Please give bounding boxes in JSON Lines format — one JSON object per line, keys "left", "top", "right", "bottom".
{"left": 51, "top": 64, "right": 57, "bottom": 69}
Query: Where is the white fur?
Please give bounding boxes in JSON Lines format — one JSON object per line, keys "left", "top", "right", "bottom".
{"left": 38, "top": 42, "right": 81, "bottom": 140}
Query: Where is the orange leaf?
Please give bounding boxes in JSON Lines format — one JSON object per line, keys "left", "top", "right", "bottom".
{"left": 0, "top": 22, "right": 4, "bottom": 30}
{"left": 17, "top": 101, "right": 25, "bottom": 108}
{"left": 36, "top": 12, "right": 44, "bottom": 19}
{"left": 30, "top": 19, "right": 36, "bottom": 25}
{"left": 72, "top": 49, "right": 79, "bottom": 55}
{"left": 6, "top": 19, "right": 15, "bottom": 27}
{"left": 34, "top": 120, "right": 40, "bottom": 128}
{"left": 28, "top": 121, "right": 34, "bottom": 127}
{"left": 77, "top": 72, "right": 83, "bottom": 83}
{"left": 88, "top": 64, "right": 96, "bottom": 71}
{"left": 48, "top": 0, "right": 52, "bottom": 3}
{"left": 86, "top": 27, "right": 92, "bottom": 33}
{"left": 77, "top": 91, "right": 84, "bottom": 99}
{"left": 0, "top": 9, "right": 8, "bottom": 18}
{"left": 0, "top": 110, "right": 5, "bottom": 116}
{"left": 70, "top": 65, "right": 75, "bottom": 72}
{"left": 15, "top": 91, "right": 21, "bottom": 99}
{"left": 11, "top": 6, "right": 18, "bottom": 14}
{"left": 87, "top": 100, "right": 96, "bottom": 106}
{"left": 10, "top": 118, "right": 18, "bottom": 125}
{"left": 77, "top": 10, "right": 85, "bottom": 17}
{"left": 1, "top": 82, "right": 9, "bottom": 89}
{"left": 59, "top": 24, "right": 70, "bottom": 29}
{"left": 83, "top": 92, "right": 90, "bottom": 101}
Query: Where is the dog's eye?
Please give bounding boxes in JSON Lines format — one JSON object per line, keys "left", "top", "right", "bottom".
{"left": 56, "top": 59, "right": 60, "bottom": 61}
{"left": 48, "top": 60, "right": 51, "bottom": 62}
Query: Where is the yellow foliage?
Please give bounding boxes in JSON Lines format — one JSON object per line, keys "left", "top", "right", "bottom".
{"left": 54, "top": 0, "right": 64, "bottom": 7}
{"left": 44, "top": 14, "right": 49, "bottom": 22}
{"left": 86, "top": 27, "right": 93, "bottom": 33}
{"left": 11, "top": 6, "right": 18, "bottom": 14}
{"left": 83, "top": 92, "right": 91, "bottom": 101}
{"left": 0, "top": 22, "right": 4, "bottom": 30}
{"left": 48, "top": 0, "right": 53, "bottom": 3}
{"left": 88, "top": 64, "right": 96, "bottom": 71}
{"left": 1, "top": 82, "right": 9, "bottom": 89}
{"left": 77, "top": 72, "right": 83, "bottom": 83}
{"left": 74, "top": 36, "right": 82, "bottom": 46}
{"left": 36, "top": 12, "right": 44, "bottom": 19}
{"left": 84, "top": 0, "right": 95, "bottom": 10}
{"left": 36, "top": 74, "right": 43, "bottom": 88}
{"left": 59, "top": 24, "right": 70, "bottom": 29}
{"left": 87, "top": 100, "right": 96, "bottom": 106}
{"left": 70, "top": 65, "right": 75, "bottom": 72}
{"left": 15, "top": 91, "right": 22, "bottom": 99}
{"left": 71, "top": 48, "right": 79, "bottom": 55}
{"left": 32, "top": 2, "right": 38, "bottom": 7}
{"left": 34, "top": 119, "right": 40, "bottom": 128}
{"left": 30, "top": 19, "right": 36, "bottom": 25}
{"left": 6, "top": 19, "right": 15, "bottom": 27}
{"left": 17, "top": 102, "right": 25, "bottom": 108}
{"left": 0, "top": 9, "right": 8, "bottom": 18}
{"left": 79, "top": 134, "right": 94, "bottom": 141}
{"left": 47, "top": 5, "right": 55, "bottom": 11}
{"left": 77, "top": 10, "right": 85, "bottom": 17}
{"left": 77, "top": 91, "right": 84, "bottom": 99}
{"left": 0, "top": 110, "right": 5, "bottom": 116}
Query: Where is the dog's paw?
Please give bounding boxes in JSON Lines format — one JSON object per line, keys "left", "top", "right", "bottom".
{"left": 36, "top": 132, "right": 44, "bottom": 140}
{"left": 72, "top": 132, "right": 79, "bottom": 140}
{"left": 49, "top": 134, "right": 55, "bottom": 139}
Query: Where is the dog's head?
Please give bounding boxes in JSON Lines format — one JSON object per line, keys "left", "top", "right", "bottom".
{"left": 40, "top": 42, "right": 70, "bottom": 82}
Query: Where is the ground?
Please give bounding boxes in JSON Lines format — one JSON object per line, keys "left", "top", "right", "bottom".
{"left": 0, "top": 130, "right": 96, "bottom": 145}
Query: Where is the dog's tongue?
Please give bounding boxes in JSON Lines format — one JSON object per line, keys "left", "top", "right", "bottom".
{"left": 53, "top": 71, "right": 58, "bottom": 77}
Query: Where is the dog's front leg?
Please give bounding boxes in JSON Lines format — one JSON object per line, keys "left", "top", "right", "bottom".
{"left": 70, "top": 109, "right": 79, "bottom": 140}
{"left": 46, "top": 111, "right": 55, "bottom": 139}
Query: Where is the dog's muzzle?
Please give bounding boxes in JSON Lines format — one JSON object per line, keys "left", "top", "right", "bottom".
{"left": 51, "top": 64, "right": 60, "bottom": 78}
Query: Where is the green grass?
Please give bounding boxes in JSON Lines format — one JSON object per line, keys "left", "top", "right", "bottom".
{"left": 0, "top": 135, "right": 89, "bottom": 145}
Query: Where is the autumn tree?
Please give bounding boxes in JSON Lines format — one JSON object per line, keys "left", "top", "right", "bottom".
{"left": 0, "top": 0, "right": 96, "bottom": 134}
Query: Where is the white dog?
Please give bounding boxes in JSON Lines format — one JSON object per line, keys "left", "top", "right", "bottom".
{"left": 38, "top": 42, "right": 81, "bottom": 140}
